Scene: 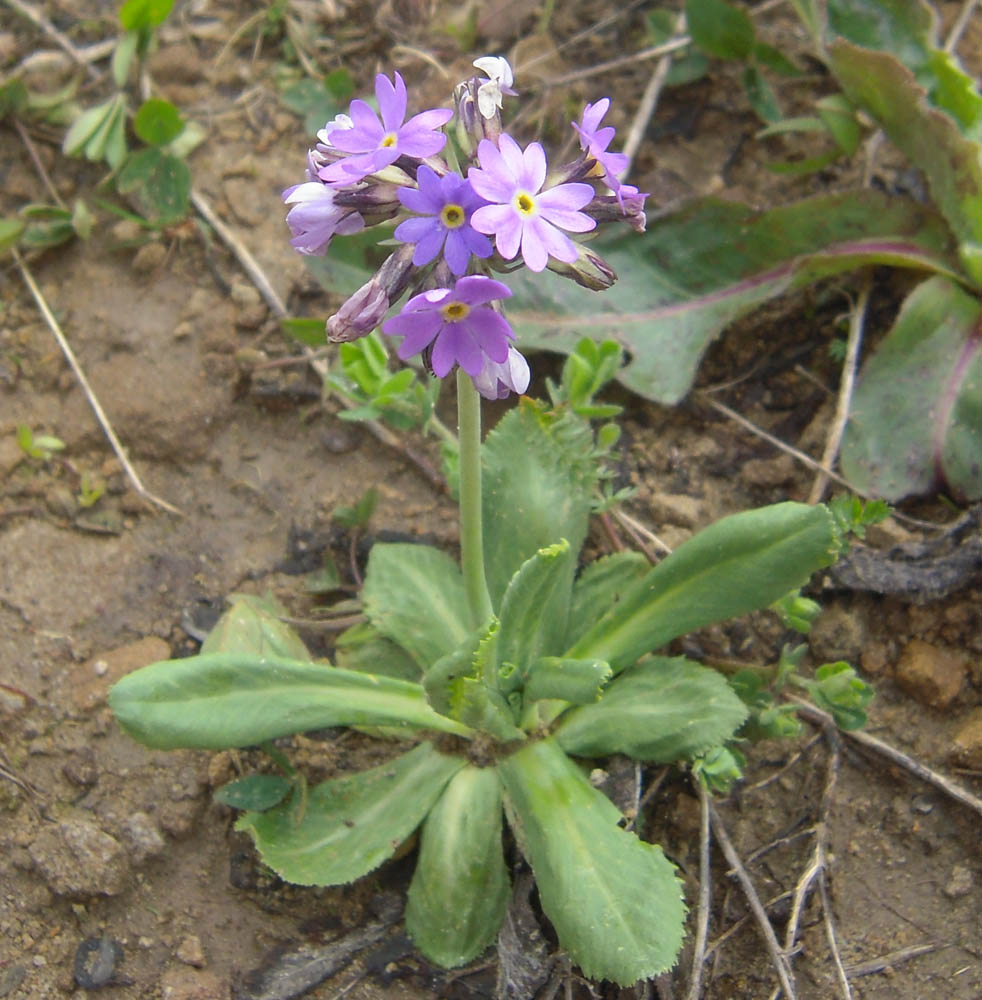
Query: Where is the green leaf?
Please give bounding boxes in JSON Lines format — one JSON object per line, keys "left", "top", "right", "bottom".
{"left": 361, "top": 543, "right": 471, "bottom": 670}
{"left": 449, "top": 677, "right": 525, "bottom": 742}
{"left": 566, "top": 552, "right": 651, "bottom": 647}
{"left": 482, "top": 404, "right": 596, "bottom": 607}
{"left": 62, "top": 98, "right": 117, "bottom": 157}
{"left": 133, "top": 98, "right": 184, "bottom": 146}
{"left": 406, "top": 765, "right": 510, "bottom": 967}
{"left": 215, "top": 774, "right": 292, "bottom": 811}
{"left": 200, "top": 592, "right": 311, "bottom": 660}
{"left": 841, "top": 276, "right": 982, "bottom": 500}
{"left": 499, "top": 738, "right": 685, "bottom": 985}
{"left": 280, "top": 317, "right": 325, "bottom": 346}
{"left": 0, "top": 218, "right": 24, "bottom": 254}
{"left": 119, "top": 0, "right": 175, "bottom": 31}
{"left": 685, "top": 0, "right": 755, "bottom": 60}
{"left": 117, "top": 148, "right": 191, "bottom": 223}
{"left": 109, "top": 652, "right": 473, "bottom": 750}
{"left": 566, "top": 502, "right": 837, "bottom": 673}
{"left": 334, "top": 622, "right": 422, "bottom": 682}
{"left": 523, "top": 657, "right": 611, "bottom": 705}
{"left": 800, "top": 661, "right": 874, "bottom": 730}
{"left": 305, "top": 225, "right": 395, "bottom": 297}
{"left": 509, "top": 191, "right": 958, "bottom": 404}
{"left": 112, "top": 30, "right": 139, "bottom": 87}
{"left": 555, "top": 656, "right": 748, "bottom": 760}
{"left": 742, "top": 63, "right": 781, "bottom": 123}
{"left": 237, "top": 742, "right": 465, "bottom": 885}
{"left": 280, "top": 78, "right": 344, "bottom": 136}
{"left": 496, "top": 540, "right": 574, "bottom": 681}
{"left": 828, "top": 40, "right": 982, "bottom": 249}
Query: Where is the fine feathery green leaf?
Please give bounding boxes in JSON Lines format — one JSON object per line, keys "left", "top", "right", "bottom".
{"left": 554, "top": 656, "right": 749, "bottom": 761}
{"left": 841, "top": 275, "right": 982, "bottom": 500}
{"left": 499, "top": 738, "right": 685, "bottom": 985}
{"left": 482, "top": 404, "right": 596, "bottom": 606}
{"left": 566, "top": 551, "right": 651, "bottom": 648}
{"left": 361, "top": 543, "right": 471, "bottom": 671}
{"left": 496, "top": 540, "right": 575, "bottom": 678}
{"left": 405, "top": 765, "right": 510, "bottom": 967}
{"left": 507, "top": 191, "right": 958, "bottom": 404}
{"left": 108, "top": 652, "right": 473, "bottom": 750}
{"left": 237, "top": 742, "right": 465, "bottom": 885}
{"left": 200, "top": 592, "right": 312, "bottom": 661}
{"left": 566, "top": 502, "right": 837, "bottom": 673}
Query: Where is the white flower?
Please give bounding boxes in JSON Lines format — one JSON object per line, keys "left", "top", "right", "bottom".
{"left": 472, "top": 56, "right": 517, "bottom": 119}
{"left": 316, "top": 113, "right": 353, "bottom": 148}
{"left": 472, "top": 346, "right": 530, "bottom": 399}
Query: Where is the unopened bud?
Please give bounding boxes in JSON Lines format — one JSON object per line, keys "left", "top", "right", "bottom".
{"left": 453, "top": 78, "right": 502, "bottom": 154}
{"left": 326, "top": 243, "right": 416, "bottom": 343}
{"left": 586, "top": 191, "right": 648, "bottom": 233}
{"left": 547, "top": 245, "right": 617, "bottom": 291}
{"left": 472, "top": 346, "right": 530, "bottom": 400}
{"left": 334, "top": 183, "right": 403, "bottom": 225}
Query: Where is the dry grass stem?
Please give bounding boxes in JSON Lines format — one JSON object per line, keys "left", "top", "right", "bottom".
{"left": 944, "top": 0, "right": 980, "bottom": 52}
{"left": 11, "top": 248, "right": 184, "bottom": 516}
{"left": 685, "top": 779, "right": 713, "bottom": 1000}
{"left": 709, "top": 801, "right": 798, "bottom": 999}
{"left": 844, "top": 943, "right": 941, "bottom": 977}
{"left": 808, "top": 273, "right": 871, "bottom": 504}
{"left": 4, "top": 0, "right": 100, "bottom": 78}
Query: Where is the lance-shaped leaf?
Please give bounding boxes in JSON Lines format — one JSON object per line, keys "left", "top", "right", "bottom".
{"left": 482, "top": 405, "right": 595, "bottom": 607}
{"left": 827, "top": 40, "right": 982, "bottom": 264}
{"left": 449, "top": 678, "right": 525, "bottom": 743}
{"left": 406, "top": 765, "right": 510, "bottom": 967}
{"left": 508, "top": 191, "right": 957, "bottom": 403}
{"left": 361, "top": 543, "right": 471, "bottom": 671}
{"left": 201, "top": 592, "right": 311, "bottom": 660}
{"left": 566, "top": 502, "right": 837, "bottom": 674}
{"left": 555, "top": 656, "right": 748, "bottom": 761}
{"left": 496, "top": 540, "right": 574, "bottom": 679}
{"left": 499, "top": 738, "right": 685, "bottom": 985}
{"left": 523, "top": 657, "right": 612, "bottom": 706}
{"left": 236, "top": 742, "right": 465, "bottom": 885}
{"left": 841, "top": 276, "right": 982, "bottom": 500}
{"left": 109, "top": 653, "right": 473, "bottom": 750}
{"left": 566, "top": 551, "right": 651, "bottom": 648}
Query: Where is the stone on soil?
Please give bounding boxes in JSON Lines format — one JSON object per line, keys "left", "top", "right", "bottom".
{"left": 29, "top": 819, "right": 129, "bottom": 897}
{"left": 951, "top": 708, "right": 982, "bottom": 769}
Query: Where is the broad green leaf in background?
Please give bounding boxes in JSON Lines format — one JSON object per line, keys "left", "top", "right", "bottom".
{"left": 305, "top": 225, "right": 395, "bottom": 298}
{"left": 109, "top": 653, "right": 473, "bottom": 749}
{"left": 361, "top": 543, "right": 471, "bottom": 670}
{"left": 237, "top": 742, "right": 465, "bottom": 885}
{"left": 119, "top": 0, "right": 175, "bottom": 31}
{"left": 499, "top": 738, "right": 685, "bottom": 985}
{"left": 555, "top": 656, "right": 748, "bottom": 761}
{"left": 481, "top": 405, "right": 595, "bottom": 605}
{"left": 827, "top": 40, "right": 982, "bottom": 269}
{"left": 117, "top": 147, "right": 191, "bottom": 222}
{"left": 200, "top": 592, "right": 312, "bottom": 661}
{"left": 565, "top": 551, "right": 651, "bottom": 648}
{"left": 509, "top": 191, "right": 957, "bottom": 404}
{"left": 0, "top": 218, "right": 24, "bottom": 254}
{"left": 214, "top": 774, "right": 292, "bottom": 811}
{"left": 495, "top": 540, "right": 574, "bottom": 678}
{"left": 825, "top": 0, "right": 982, "bottom": 140}
{"left": 406, "top": 765, "right": 510, "bottom": 966}
{"left": 133, "top": 97, "right": 184, "bottom": 146}
{"left": 686, "top": 0, "right": 755, "bottom": 60}
{"left": 841, "top": 276, "right": 982, "bottom": 500}
{"left": 566, "top": 502, "right": 837, "bottom": 674}
{"left": 334, "top": 622, "right": 423, "bottom": 682}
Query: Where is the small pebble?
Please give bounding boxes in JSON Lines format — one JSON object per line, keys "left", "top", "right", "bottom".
{"left": 74, "top": 937, "right": 122, "bottom": 988}
{"left": 176, "top": 934, "right": 206, "bottom": 968}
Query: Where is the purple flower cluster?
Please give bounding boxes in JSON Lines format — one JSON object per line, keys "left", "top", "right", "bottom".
{"left": 282, "top": 58, "right": 647, "bottom": 397}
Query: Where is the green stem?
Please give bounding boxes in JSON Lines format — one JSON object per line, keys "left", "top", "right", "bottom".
{"left": 456, "top": 368, "right": 493, "bottom": 629}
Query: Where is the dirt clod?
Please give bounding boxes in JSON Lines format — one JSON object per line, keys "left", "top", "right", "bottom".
{"left": 895, "top": 638, "right": 967, "bottom": 708}
{"left": 176, "top": 934, "right": 206, "bottom": 968}
{"left": 951, "top": 708, "right": 982, "bottom": 768}
{"left": 29, "top": 819, "right": 130, "bottom": 897}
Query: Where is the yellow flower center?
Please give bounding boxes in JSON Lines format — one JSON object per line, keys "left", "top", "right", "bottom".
{"left": 381, "top": 133, "right": 398, "bottom": 148}
{"left": 440, "top": 203, "right": 465, "bottom": 229}
{"left": 514, "top": 192, "right": 536, "bottom": 216}
{"left": 441, "top": 301, "right": 470, "bottom": 322}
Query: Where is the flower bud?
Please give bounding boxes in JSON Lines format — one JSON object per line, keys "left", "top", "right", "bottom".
{"left": 547, "top": 244, "right": 617, "bottom": 291}
{"left": 585, "top": 191, "right": 648, "bottom": 233}
{"left": 472, "top": 346, "right": 530, "bottom": 400}
{"left": 453, "top": 77, "right": 502, "bottom": 153}
{"left": 326, "top": 243, "right": 416, "bottom": 343}
{"left": 334, "top": 182, "right": 403, "bottom": 226}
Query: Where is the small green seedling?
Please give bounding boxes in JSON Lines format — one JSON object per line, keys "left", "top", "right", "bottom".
{"left": 16, "top": 425, "right": 66, "bottom": 462}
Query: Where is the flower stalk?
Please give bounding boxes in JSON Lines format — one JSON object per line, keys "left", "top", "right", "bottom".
{"left": 456, "top": 368, "right": 493, "bottom": 628}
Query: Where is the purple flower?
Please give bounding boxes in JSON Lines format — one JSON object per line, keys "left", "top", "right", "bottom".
{"left": 573, "top": 99, "right": 635, "bottom": 208}
{"left": 282, "top": 181, "right": 364, "bottom": 255}
{"left": 394, "top": 166, "right": 492, "bottom": 275}
{"left": 468, "top": 135, "right": 596, "bottom": 273}
{"left": 383, "top": 275, "right": 513, "bottom": 378}
{"left": 317, "top": 73, "right": 452, "bottom": 185}
{"left": 472, "top": 346, "right": 530, "bottom": 399}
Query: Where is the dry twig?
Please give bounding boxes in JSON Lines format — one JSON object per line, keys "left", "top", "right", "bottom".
{"left": 709, "top": 800, "right": 798, "bottom": 1000}
{"left": 11, "top": 248, "right": 184, "bottom": 516}
{"left": 808, "top": 274, "right": 871, "bottom": 504}
{"left": 3, "top": 0, "right": 100, "bottom": 79}
{"left": 793, "top": 700, "right": 982, "bottom": 820}
{"left": 944, "top": 0, "right": 980, "bottom": 52}
{"left": 685, "top": 779, "right": 713, "bottom": 1000}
